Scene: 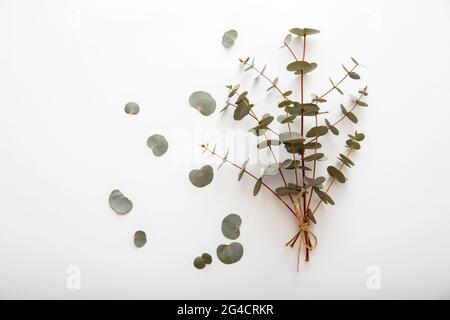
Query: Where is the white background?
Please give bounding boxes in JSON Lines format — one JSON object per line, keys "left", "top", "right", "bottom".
{"left": 1, "top": 0, "right": 450, "bottom": 299}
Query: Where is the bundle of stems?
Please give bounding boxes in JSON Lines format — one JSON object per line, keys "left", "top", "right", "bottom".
{"left": 200, "top": 28, "right": 368, "bottom": 271}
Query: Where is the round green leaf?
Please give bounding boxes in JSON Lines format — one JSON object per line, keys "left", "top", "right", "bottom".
{"left": 134, "top": 230, "right": 147, "bottom": 248}
{"left": 306, "top": 126, "right": 328, "bottom": 138}
{"left": 109, "top": 189, "right": 133, "bottom": 215}
{"left": 216, "top": 242, "right": 244, "bottom": 265}
{"left": 222, "top": 29, "right": 238, "bottom": 48}
{"left": 286, "top": 61, "right": 312, "bottom": 72}
{"left": 189, "top": 165, "right": 214, "bottom": 188}
{"left": 221, "top": 214, "right": 242, "bottom": 240}
{"left": 279, "top": 132, "right": 304, "bottom": 144}
{"left": 124, "top": 102, "right": 140, "bottom": 115}
{"left": 346, "top": 139, "right": 361, "bottom": 150}
{"left": 202, "top": 253, "right": 212, "bottom": 264}
{"left": 189, "top": 91, "right": 216, "bottom": 116}
{"left": 194, "top": 256, "right": 205, "bottom": 269}
{"left": 147, "top": 134, "right": 168, "bottom": 156}
{"left": 327, "top": 165, "right": 346, "bottom": 183}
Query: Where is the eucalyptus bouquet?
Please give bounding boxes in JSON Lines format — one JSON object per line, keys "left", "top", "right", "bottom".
{"left": 190, "top": 27, "right": 368, "bottom": 271}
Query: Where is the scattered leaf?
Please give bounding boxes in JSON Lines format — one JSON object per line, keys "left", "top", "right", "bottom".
{"left": 147, "top": 134, "right": 169, "bottom": 156}
{"left": 193, "top": 256, "right": 205, "bottom": 269}
{"left": 109, "top": 190, "right": 133, "bottom": 215}
{"left": 124, "top": 102, "right": 140, "bottom": 115}
{"left": 189, "top": 165, "right": 214, "bottom": 187}
{"left": 222, "top": 29, "right": 238, "bottom": 48}
{"left": 189, "top": 91, "right": 216, "bottom": 116}
{"left": 221, "top": 214, "right": 242, "bottom": 240}
{"left": 216, "top": 242, "right": 244, "bottom": 265}
{"left": 202, "top": 253, "right": 212, "bottom": 264}
{"left": 134, "top": 230, "right": 147, "bottom": 248}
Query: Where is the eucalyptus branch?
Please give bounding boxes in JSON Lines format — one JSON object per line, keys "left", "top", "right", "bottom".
{"left": 318, "top": 63, "right": 359, "bottom": 99}
{"left": 282, "top": 43, "right": 299, "bottom": 61}
{"left": 201, "top": 144, "right": 297, "bottom": 217}
{"left": 190, "top": 27, "right": 368, "bottom": 272}
{"left": 304, "top": 91, "right": 367, "bottom": 146}
{"left": 241, "top": 60, "right": 300, "bottom": 187}
{"left": 311, "top": 148, "right": 352, "bottom": 216}
{"left": 234, "top": 88, "right": 295, "bottom": 205}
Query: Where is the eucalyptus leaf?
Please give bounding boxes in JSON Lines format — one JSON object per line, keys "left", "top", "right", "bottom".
{"left": 307, "top": 209, "right": 316, "bottom": 224}
{"left": 348, "top": 71, "right": 360, "bottom": 80}
{"left": 189, "top": 91, "right": 216, "bottom": 116}
{"left": 216, "top": 242, "right": 244, "bottom": 265}
{"left": 338, "top": 153, "right": 355, "bottom": 167}
{"left": 327, "top": 166, "right": 346, "bottom": 183}
{"left": 306, "top": 126, "right": 328, "bottom": 138}
{"left": 258, "top": 115, "right": 274, "bottom": 127}
{"left": 304, "top": 153, "right": 324, "bottom": 162}
{"left": 221, "top": 214, "right": 242, "bottom": 240}
{"left": 346, "top": 139, "right": 361, "bottom": 150}
{"left": 189, "top": 165, "right": 214, "bottom": 188}
{"left": 233, "top": 103, "right": 250, "bottom": 120}
{"left": 147, "top": 134, "right": 168, "bottom": 156}
{"left": 325, "top": 119, "right": 339, "bottom": 135}
{"left": 222, "top": 29, "right": 238, "bottom": 48}
{"left": 109, "top": 190, "right": 133, "bottom": 215}
{"left": 253, "top": 178, "right": 262, "bottom": 196}
{"left": 281, "top": 115, "right": 297, "bottom": 124}
{"left": 124, "top": 102, "right": 140, "bottom": 115}
{"left": 355, "top": 100, "right": 368, "bottom": 107}
{"left": 193, "top": 256, "right": 205, "bottom": 269}
{"left": 346, "top": 111, "right": 358, "bottom": 124}
{"left": 202, "top": 253, "right": 212, "bottom": 264}
{"left": 257, "top": 139, "right": 280, "bottom": 149}
{"left": 279, "top": 132, "right": 304, "bottom": 144}
{"left": 314, "top": 188, "right": 335, "bottom": 205}
{"left": 134, "top": 230, "right": 147, "bottom": 248}
{"left": 238, "top": 159, "right": 249, "bottom": 181}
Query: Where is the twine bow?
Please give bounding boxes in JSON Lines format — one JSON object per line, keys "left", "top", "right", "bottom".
{"left": 286, "top": 193, "right": 318, "bottom": 271}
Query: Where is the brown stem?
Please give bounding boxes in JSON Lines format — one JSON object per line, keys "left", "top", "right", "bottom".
{"left": 304, "top": 92, "right": 365, "bottom": 146}
{"left": 283, "top": 43, "right": 298, "bottom": 61}
{"left": 311, "top": 148, "right": 353, "bottom": 215}
{"left": 300, "top": 34, "right": 309, "bottom": 262}
{"left": 235, "top": 89, "right": 295, "bottom": 205}
{"left": 201, "top": 145, "right": 297, "bottom": 217}
{"left": 319, "top": 64, "right": 359, "bottom": 99}
{"left": 242, "top": 62, "right": 300, "bottom": 187}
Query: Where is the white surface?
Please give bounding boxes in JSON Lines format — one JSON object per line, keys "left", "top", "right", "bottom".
{"left": 0, "top": 0, "right": 449, "bottom": 299}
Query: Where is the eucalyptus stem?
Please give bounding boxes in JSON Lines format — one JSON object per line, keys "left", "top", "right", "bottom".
{"left": 299, "top": 34, "right": 310, "bottom": 262}
{"left": 228, "top": 102, "right": 279, "bottom": 137}
{"left": 235, "top": 89, "right": 295, "bottom": 205}
{"left": 304, "top": 92, "right": 365, "bottom": 146}
{"left": 319, "top": 63, "right": 359, "bottom": 99}
{"left": 311, "top": 148, "right": 353, "bottom": 215}
{"left": 282, "top": 43, "right": 299, "bottom": 61}
{"left": 306, "top": 115, "right": 319, "bottom": 212}
{"left": 201, "top": 145, "right": 297, "bottom": 217}
{"left": 242, "top": 61, "right": 300, "bottom": 187}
